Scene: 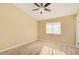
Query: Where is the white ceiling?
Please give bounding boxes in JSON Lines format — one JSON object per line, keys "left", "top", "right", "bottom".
{"left": 14, "top": 3, "right": 79, "bottom": 20}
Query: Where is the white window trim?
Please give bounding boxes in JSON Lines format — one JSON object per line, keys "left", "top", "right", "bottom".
{"left": 46, "top": 22, "right": 61, "bottom": 35}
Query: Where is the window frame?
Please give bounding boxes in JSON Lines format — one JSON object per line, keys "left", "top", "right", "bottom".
{"left": 46, "top": 22, "right": 61, "bottom": 35}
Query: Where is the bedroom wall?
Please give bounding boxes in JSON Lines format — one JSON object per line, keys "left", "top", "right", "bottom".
{"left": 38, "top": 14, "right": 76, "bottom": 45}
{"left": 0, "top": 4, "right": 38, "bottom": 50}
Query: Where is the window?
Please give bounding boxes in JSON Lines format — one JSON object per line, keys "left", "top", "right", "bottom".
{"left": 46, "top": 22, "right": 61, "bottom": 34}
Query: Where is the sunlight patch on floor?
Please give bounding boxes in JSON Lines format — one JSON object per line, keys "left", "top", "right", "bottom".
{"left": 40, "top": 46, "right": 52, "bottom": 55}
{"left": 53, "top": 49, "right": 66, "bottom": 55}
{"left": 40, "top": 46, "right": 66, "bottom": 55}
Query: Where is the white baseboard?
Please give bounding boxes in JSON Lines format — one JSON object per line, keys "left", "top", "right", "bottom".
{"left": 0, "top": 39, "right": 37, "bottom": 53}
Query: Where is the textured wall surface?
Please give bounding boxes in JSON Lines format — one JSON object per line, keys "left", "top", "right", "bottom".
{"left": 0, "top": 4, "right": 38, "bottom": 50}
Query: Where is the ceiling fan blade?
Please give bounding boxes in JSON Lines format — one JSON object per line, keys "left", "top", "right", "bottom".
{"left": 32, "top": 8, "right": 39, "bottom": 11}
{"left": 44, "top": 8, "right": 51, "bottom": 12}
{"left": 34, "top": 3, "right": 40, "bottom": 7}
{"left": 40, "top": 11, "right": 42, "bottom": 14}
{"left": 44, "top": 3, "right": 51, "bottom": 7}
{"left": 40, "top": 3, "right": 43, "bottom": 6}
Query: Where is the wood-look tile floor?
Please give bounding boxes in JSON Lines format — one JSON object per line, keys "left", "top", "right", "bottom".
{"left": 0, "top": 40, "right": 79, "bottom": 55}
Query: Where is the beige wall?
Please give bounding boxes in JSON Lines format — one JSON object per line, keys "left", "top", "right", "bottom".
{"left": 0, "top": 4, "right": 38, "bottom": 50}
{"left": 38, "top": 14, "right": 77, "bottom": 45}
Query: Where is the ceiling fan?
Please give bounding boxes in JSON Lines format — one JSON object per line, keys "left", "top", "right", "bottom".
{"left": 32, "top": 3, "right": 51, "bottom": 14}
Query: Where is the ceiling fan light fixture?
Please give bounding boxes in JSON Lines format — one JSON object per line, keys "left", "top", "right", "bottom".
{"left": 39, "top": 7, "right": 44, "bottom": 12}
{"left": 32, "top": 3, "right": 51, "bottom": 14}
